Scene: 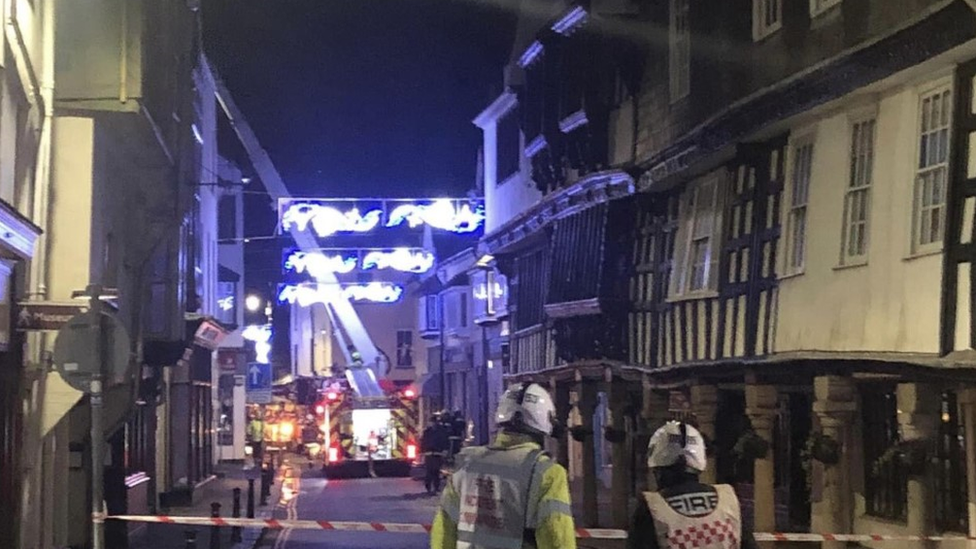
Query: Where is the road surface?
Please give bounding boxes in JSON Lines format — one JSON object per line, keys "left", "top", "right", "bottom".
{"left": 260, "top": 457, "right": 439, "bottom": 549}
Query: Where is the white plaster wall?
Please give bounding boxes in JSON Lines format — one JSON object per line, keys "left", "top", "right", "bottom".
{"left": 775, "top": 75, "right": 947, "bottom": 354}
{"left": 481, "top": 105, "right": 542, "bottom": 235}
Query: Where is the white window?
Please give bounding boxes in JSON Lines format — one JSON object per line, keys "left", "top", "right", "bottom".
{"left": 913, "top": 86, "right": 951, "bottom": 253}
{"left": 841, "top": 116, "right": 876, "bottom": 265}
{"left": 810, "top": 0, "right": 841, "bottom": 17}
{"left": 671, "top": 172, "right": 725, "bottom": 297}
{"left": 786, "top": 139, "right": 814, "bottom": 273}
{"left": 753, "top": 0, "right": 782, "bottom": 41}
{"left": 669, "top": 0, "right": 690, "bottom": 102}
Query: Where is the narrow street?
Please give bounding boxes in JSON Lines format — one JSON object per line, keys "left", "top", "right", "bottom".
{"left": 260, "top": 456, "right": 439, "bottom": 549}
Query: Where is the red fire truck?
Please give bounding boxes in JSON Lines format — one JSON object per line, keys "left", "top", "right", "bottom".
{"left": 316, "top": 367, "right": 420, "bottom": 478}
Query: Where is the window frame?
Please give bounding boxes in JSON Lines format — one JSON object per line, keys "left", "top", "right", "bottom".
{"left": 669, "top": 0, "right": 690, "bottom": 102}
{"left": 670, "top": 171, "right": 726, "bottom": 299}
{"left": 784, "top": 133, "right": 816, "bottom": 275}
{"left": 839, "top": 111, "right": 877, "bottom": 267}
{"left": 395, "top": 329, "right": 414, "bottom": 368}
{"left": 911, "top": 80, "right": 953, "bottom": 255}
{"left": 809, "top": 0, "right": 841, "bottom": 18}
{"left": 753, "top": 0, "right": 783, "bottom": 41}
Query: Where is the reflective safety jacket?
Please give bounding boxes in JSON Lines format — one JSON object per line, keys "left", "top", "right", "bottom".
{"left": 248, "top": 420, "right": 264, "bottom": 442}
{"left": 642, "top": 484, "right": 742, "bottom": 549}
{"left": 430, "top": 431, "right": 576, "bottom": 549}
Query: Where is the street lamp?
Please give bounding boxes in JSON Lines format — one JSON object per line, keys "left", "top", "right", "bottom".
{"left": 245, "top": 294, "right": 262, "bottom": 312}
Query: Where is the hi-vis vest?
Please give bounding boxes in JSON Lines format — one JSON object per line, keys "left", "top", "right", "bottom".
{"left": 449, "top": 446, "right": 549, "bottom": 549}
{"left": 249, "top": 420, "right": 264, "bottom": 441}
{"left": 644, "top": 485, "right": 741, "bottom": 549}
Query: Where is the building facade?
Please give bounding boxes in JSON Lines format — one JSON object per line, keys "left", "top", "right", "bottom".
{"left": 476, "top": 0, "right": 976, "bottom": 539}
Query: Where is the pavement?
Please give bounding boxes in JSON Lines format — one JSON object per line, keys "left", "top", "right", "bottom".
{"left": 128, "top": 456, "right": 287, "bottom": 549}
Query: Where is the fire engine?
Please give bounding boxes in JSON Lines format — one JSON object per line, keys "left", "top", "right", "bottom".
{"left": 316, "top": 367, "right": 420, "bottom": 478}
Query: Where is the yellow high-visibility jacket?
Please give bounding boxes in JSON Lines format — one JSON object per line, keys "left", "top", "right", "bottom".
{"left": 248, "top": 420, "right": 264, "bottom": 442}
{"left": 430, "top": 431, "right": 577, "bottom": 549}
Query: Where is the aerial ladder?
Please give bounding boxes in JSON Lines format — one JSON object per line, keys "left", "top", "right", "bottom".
{"left": 214, "top": 78, "right": 384, "bottom": 393}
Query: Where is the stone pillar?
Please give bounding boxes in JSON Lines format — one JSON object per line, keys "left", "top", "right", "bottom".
{"left": 812, "top": 376, "right": 856, "bottom": 549}
{"left": 607, "top": 375, "right": 632, "bottom": 529}
{"left": 897, "top": 383, "right": 939, "bottom": 536}
{"left": 690, "top": 384, "right": 719, "bottom": 483}
{"left": 958, "top": 388, "right": 976, "bottom": 538}
{"left": 578, "top": 379, "right": 600, "bottom": 527}
{"left": 553, "top": 379, "right": 572, "bottom": 470}
{"left": 746, "top": 384, "right": 778, "bottom": 533}
{"left": 641, "top": 376, "right": 670, "bottom": 491}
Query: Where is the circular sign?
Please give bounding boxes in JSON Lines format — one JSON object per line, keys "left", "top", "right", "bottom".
{"left": 53, "top": 310, "right": 131, "bottom": 393}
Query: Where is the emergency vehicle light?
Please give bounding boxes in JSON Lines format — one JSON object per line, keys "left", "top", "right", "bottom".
{"left": 403, "top": 388, "right": 416, "bottom": 399}
{"left": 315, "top": 405, "right": 325, "bottom": 415}
{"left": 328, "top": 445, "right": 340, "bottom": 463}
{"left": 407, "top": 443, "right": 417, "bottom": 461}
{"left": 326, "top": 391, "right": 339, "bottom": 401}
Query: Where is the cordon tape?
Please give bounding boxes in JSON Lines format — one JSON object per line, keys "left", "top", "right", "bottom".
{"left": 105, "top": 515, "right": 976, "bottom": 542}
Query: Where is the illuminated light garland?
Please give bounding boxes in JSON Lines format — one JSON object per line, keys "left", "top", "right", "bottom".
{"left": 284, "top": 251, "right": 358, "bottom": 276}
{"left": 242, "top": 324, "right": 273, "bottom": 364}
{"left": 361, "top": 248, "right": 435, "bottom": 274}
{"left": 217, "top": 296, "right": 235, "bottom": 312}
{"left": 278, "top": 283, "right": 403, "bottom": 306}
{"left": 281, "top": 204, "right": 383, "bottom": 236}
{"left": 385, "top": 200, "right": 485, "bottom": 233}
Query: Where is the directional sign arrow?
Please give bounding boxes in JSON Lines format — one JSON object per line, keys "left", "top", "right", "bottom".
{"left": 249, "top": 364, "right": 262, "bottom": 387}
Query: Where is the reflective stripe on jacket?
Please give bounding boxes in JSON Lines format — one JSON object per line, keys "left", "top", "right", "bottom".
{"left": 430, "top": 431, "right": 576, "bottom": 549}
{"left": 643, "top": 484, "right": 742, "bottom": 549}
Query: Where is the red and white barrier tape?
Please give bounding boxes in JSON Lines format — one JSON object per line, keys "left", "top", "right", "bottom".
{"left": 107, "top": 515, "right": 626, "bottom": 539}
{"left": 108, "top": 516, "right": 976, "bottom": 542}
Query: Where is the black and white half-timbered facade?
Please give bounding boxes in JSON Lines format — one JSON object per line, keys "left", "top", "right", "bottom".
{"left": 473, "top": 0, "right": 976, "bottom": 540}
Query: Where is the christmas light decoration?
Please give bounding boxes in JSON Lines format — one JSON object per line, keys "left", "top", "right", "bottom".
{"left": 361, "top": 248, "right": 435, "bottom": 273}
{"left": 473, "top": 281, "right": 505, "bottom": 301}
{"left": 217, "top": 296, "right": 235, "bottom": 312}
{"left": 284, "top": 251, "right": 358, "bottom": 276}
{"left": 385, "top": 200, "right": 484, "bottom": 233}
{"left": 242, "top": 324, "right": 273, "bottom": 364}
{"left": 281, "top": 203, "right": 382, "bottom": 236}
{"left": 278, "top": 283, "right": 403, "bottom": 305}
{"left": 552, "top": 6, "right": 587, "bottom": 35}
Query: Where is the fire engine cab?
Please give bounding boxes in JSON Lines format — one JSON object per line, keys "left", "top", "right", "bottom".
{"left": 317, "top": 366, "right": 420, "bottom": 478}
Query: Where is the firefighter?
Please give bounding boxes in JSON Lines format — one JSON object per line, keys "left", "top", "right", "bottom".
{"left": 430, "top": 383, "right": 576, "bottom": 549}
{"left": 248, "top": 409, "right": 265, "bottom": 465}
{"left": 628, "top": 421, "right": 755, "bottom": 549}
{"left": 422, "top": 414, "right": 450, "bottom": 494}
{"left": 348, "top": 344, "right": 364, "bottom": 368}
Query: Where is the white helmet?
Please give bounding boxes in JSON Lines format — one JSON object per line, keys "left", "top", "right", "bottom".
{"left": 495, "top": 383, "right": 556, "bottom": 436}
{"left": 647, "top": 421, "right": 707, "bottom": 472}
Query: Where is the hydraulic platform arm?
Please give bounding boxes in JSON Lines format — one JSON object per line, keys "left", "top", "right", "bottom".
{"left": 215, "top": 78, "right": 379, "bottom": 368}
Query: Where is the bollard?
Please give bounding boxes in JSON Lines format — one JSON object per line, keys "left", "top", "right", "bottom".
{"left": 184, "top": 530, "right": 197, "bottom": 549}
{"left": 260, "top": 466, "right": 270, "bottom": 506}
{"left": 268, "top": 454, "right": 276, "bottom": 485}
{"left": 231, "top": 488, "right": 242, "bottom": 542}
{"left": 247, "top": 478, "right": 255, "bottom": 518}
{"left": 210, "top": 502, "right": 222, "bottom": 549}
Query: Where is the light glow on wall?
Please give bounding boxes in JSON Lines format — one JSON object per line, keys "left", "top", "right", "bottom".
{"left": 242, "top": 324, "right": 273, "bottom": 364}
{"left": 281, "top": 204, "right": 383, "bottom": 236}
{"left": 361, "top": 248, "right": 435, "bottom": 273}
{"left": 278, "top": 283, "right": 404, "bottom": 306}
{"left": 285, "top": 251, "right": 358, "bottom": 276}
{"left": 385, "top": 200, "right": 484, "bottom": 233}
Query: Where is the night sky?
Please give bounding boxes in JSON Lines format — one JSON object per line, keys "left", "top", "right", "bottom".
{"left": 203, "top": 0, "right": 515, "bottom": 297}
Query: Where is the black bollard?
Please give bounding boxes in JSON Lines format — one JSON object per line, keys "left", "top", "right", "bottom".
{"left": 210, "top": 502, "right": 222, "bottom": 549}
{"left": 184, "top": 530, "right": 198, "bottom": 549}
{"left": 247, "top": 478, "right": 255, "bottom": 518}
{"left": 231, "top": 488, "right": 242, "bottom": 542}
{"left": 260, "top": 466, "right": 270, "bottom": 506}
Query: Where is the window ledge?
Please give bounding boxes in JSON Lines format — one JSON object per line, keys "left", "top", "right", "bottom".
{"left": 778, "top": 270, "right": 805, "bottom": 281}
{"left": 903, "top": 247, "right": 943, "bottom": 262}
{"left": 834, "top": 260, "right": 868, "bottom": 271}
{"left": 666, "top": 290, "right": 719, "bottom": 303}
{"left": 753, "top": 23, "right": 782, "bottom": 43}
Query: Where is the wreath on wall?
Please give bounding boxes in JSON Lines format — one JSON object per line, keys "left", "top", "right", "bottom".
{"left": 732, "top": 430, "right": 770, "bottom": 461}
{"left": 569, "top": 425, "right": 592, "bottom": 442}
{"left": 872, "top": 439, "right": 932, "bottom": 477}
{"left": 604, "top": 426, "right": 627, "bottom": 444}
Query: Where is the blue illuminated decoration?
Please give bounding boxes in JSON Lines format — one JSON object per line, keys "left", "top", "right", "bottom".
{"left": 278, "top": 198, "right": 484, "bottom": 237}
{"left": 552, "top": 6, "right": 587, "bottom": 35}
{"left": 284, "top": 251, "right": 358, "bottom": 276}
{"left": 385, "top": 200, "right": 484, "bottom": 233}
{"left": 281, "top": 203, "right": 383, "bottom": 237}
{"left": 217, "top": 296, "right": 235, "bottom": 312}
{"left": 242, "top": 324, "right": 272, "bottom": 364}
{"left": 278, "top": 283, "right": 403, "bottom": 306}
{"left": 361, "top": 248, "right": 435, "bottom": 273}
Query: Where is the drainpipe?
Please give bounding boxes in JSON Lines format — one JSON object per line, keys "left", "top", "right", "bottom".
{"left": 30, "top": 0, "right": 55, "bottom": 301}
